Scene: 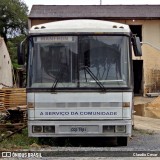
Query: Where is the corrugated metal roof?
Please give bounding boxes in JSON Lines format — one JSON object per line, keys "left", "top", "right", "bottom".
{"left": 29, "top": 5, "right": 160, "bottom": 19}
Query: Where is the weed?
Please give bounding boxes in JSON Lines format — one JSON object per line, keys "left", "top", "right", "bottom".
{"left": 0, "top": 128, "right": 39, "bottom": 150}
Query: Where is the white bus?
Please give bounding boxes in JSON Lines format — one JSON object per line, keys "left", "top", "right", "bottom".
{"left": 18, "top": 19, "right": 142, "bottom": 146}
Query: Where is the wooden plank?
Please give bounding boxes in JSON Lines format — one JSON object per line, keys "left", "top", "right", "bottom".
{"left": 0, "top": 123, "right": 24, "bottom": 129}
{"left": 0, "top": 88, "right": 26, "bottom": 109}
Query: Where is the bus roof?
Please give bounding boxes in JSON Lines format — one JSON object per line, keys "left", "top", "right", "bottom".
{"left": 29, "top": 19, "right": 130, "bottom": 34}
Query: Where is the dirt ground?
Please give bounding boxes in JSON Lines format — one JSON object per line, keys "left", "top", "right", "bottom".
{"left": 134, "top": 96, "right": 160, "bottom": 132}
{"left": 134, "top": 115, "right": 160, "bottom": 132}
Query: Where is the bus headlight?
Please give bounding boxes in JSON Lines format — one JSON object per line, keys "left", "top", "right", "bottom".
{"left": 103, "top": 126, "right": 115, "bottom": 133}
{"left": 33, "top": 126, "right": 43, "bottom": 133}
{"left": 115, "top": 125, "right": 126, "bottom": 133}
{"left": 43, "top": 126, "right": 55, "bottom": 133}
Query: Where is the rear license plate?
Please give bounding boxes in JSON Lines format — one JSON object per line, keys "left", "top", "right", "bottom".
{"left": 59, "top": 125, "right": 99, "bottom": 134}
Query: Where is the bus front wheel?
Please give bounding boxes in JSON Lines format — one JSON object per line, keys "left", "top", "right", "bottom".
{"left": 117, "top": 137, "right": 128, "bottom": 146}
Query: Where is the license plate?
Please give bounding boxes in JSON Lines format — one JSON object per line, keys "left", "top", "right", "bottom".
{"left": 70, "top": 126, "right": 87, "bottom": 133}
{"left": 59, "top": 125, "right": 99, "bottom": 134}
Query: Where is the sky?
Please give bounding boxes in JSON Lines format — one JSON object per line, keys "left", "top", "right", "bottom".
{"left": 24, "top": 0, "right": 160, "bottom": 11}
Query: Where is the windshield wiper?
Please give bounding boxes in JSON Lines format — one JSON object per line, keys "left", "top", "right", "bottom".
{"left": 52, "top": 77, "right": 59, "bottom": 91}
{"left": 51, "top": 76, "right": 60, "bottom": 92}
{"left": 51, "top": 64, "right": 106, "bottom": 92}
{"left": 80, "top": 66, "right": 106, "bottom": 92}
{"left": 51, "top": 65, "right": 66, "bottom": 91}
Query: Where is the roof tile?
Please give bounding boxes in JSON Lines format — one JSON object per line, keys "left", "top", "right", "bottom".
{"left": 29, "top": 5, "right": 160, "bottom": 19}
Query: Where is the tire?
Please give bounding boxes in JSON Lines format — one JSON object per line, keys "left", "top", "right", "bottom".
{"left": 38, "top": 137, "right": 55, "bottom": 145}
{"left": 117, "top": 137, "right": 128, "bottom": 146}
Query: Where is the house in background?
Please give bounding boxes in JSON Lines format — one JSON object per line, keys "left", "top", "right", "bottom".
{"left": 0, "top": 37, "right": 13, "bottom": 88}
{"left": 28, "top": 5, "right": 160, "bottom": 96}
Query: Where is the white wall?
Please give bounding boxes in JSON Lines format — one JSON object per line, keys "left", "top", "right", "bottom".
{"left": 0, "top": 37, "right": 13, "bottom": 88}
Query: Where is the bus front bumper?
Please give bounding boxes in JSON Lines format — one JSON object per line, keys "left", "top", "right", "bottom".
{"left": 28, "top": 120, "right": 132, "bottom": 137}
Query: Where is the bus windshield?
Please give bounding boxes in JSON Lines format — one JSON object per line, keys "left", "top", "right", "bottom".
{"left": 28, "top": 35, "right": 130, "bottom": 89}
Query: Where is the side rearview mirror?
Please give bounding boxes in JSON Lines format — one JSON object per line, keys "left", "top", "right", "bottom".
{"left": 132, "top": 37, "right": 142, "bottom": 57}
{"left": 17, "top": 38, "right": 27, "bottom": 65}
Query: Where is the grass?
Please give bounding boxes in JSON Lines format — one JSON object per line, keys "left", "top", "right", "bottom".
{"left": 0, "top": 128, "right": 72, "bottom": 150}
{"left": 0, "top": 128, "right": 39, "bottom": 150}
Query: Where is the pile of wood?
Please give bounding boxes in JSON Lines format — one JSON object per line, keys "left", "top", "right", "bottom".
{"left": 0, "top": 88, "right": 26, "bottom": 111}
{"left": 0, "top": 88, "right": 27, "bottom": 132}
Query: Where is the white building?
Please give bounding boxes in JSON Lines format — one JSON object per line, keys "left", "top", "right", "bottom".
{"left": 0, "top": 37, "right": 13, "bottom": 88}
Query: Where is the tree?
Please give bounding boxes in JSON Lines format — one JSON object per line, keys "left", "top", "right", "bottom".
{"left": 0, "top": 0, "right": 28, "bottom": 43}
